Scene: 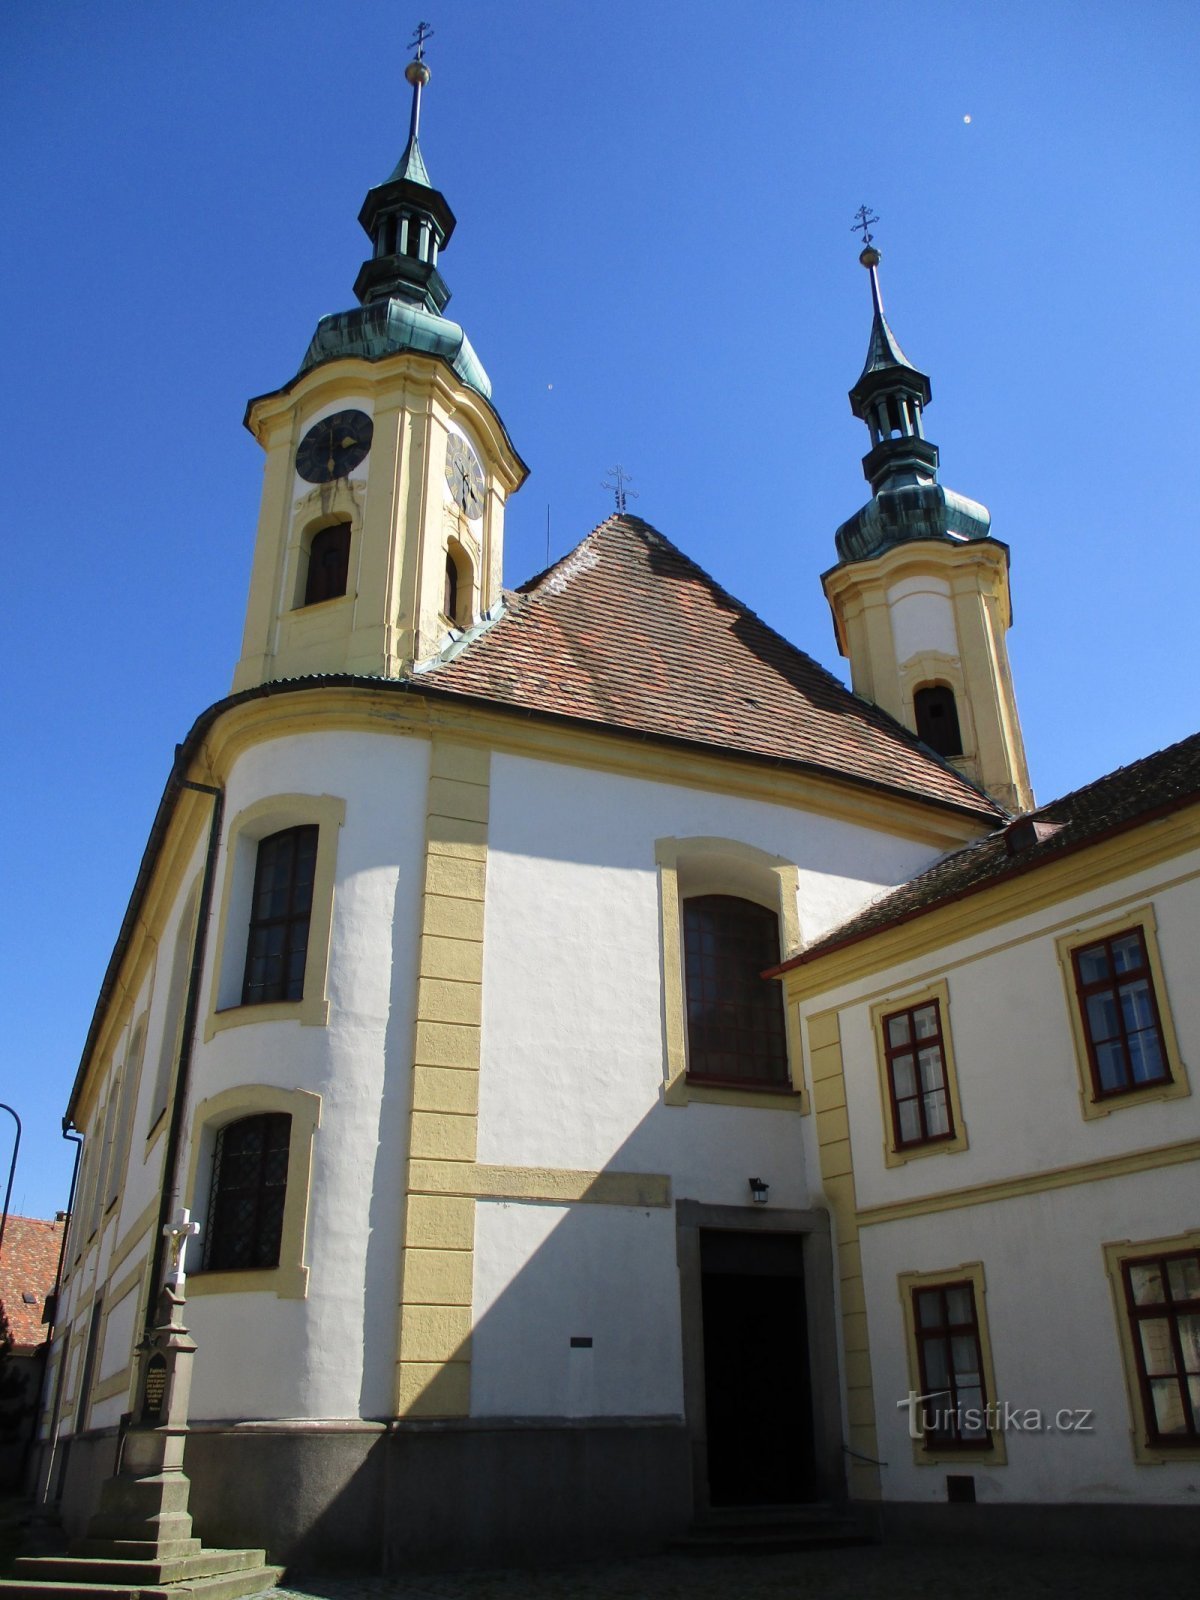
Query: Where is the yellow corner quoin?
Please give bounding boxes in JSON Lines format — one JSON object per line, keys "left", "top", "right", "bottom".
{"left": 396, "top": 737, "right": 490, "bottom": 1418}
{"left": 806, "top": 1007, "right": 882, "bottom": 1501}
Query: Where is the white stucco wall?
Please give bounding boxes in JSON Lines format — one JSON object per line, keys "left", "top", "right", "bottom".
{"left": 888, "top": 575, "right": 957, "bottom": 666}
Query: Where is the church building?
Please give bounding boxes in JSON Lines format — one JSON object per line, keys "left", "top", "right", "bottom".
{"left": 31, "top": 36, "right": 1198, "bottom": 1571}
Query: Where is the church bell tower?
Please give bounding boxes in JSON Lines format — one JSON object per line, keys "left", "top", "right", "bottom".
{"left": 822, "top": 221, "right": 1033, "bottom": 813}
{"left": 232, "top": 32, "right": 528, "bottom": 693}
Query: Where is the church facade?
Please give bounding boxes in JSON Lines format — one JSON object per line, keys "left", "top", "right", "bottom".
{"left": 32, "top": 44, "right": 1198, "bottom": 1569}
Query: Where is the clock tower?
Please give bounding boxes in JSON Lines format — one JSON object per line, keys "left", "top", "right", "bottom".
{"left": 232, "top": 39, "right": 528, "bottom": 694}
{"left": 822, "top": 235, "right": 1033, "bottom": 814}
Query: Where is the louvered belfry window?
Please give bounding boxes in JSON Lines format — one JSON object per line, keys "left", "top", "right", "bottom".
{"left": 683, "top": 894, "right": 788, "bottom": 1085}
{"left": 242, "top": 826, "right": 319, "bottom": 1005}
{"left": 205, "top": 1114, "right": 291, "bottom": 1272}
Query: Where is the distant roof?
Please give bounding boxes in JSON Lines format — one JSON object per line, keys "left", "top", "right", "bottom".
{"left": 421, "top": 515, "right": 1001, "bottom": 819}
{"left": 0, "top": 1215, "right": 63, "bottom": 1353}
{"left": 777, "top": 730, "right": 1200, "bottom": 970}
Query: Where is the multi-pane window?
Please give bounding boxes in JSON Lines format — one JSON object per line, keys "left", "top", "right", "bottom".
{"left": 303, "top": 522, "right": 350, "bottom": 606}
{"left": 683, "top": 895, "right": 788, "bottom": 1086}
{"left": 883, "top": 1000, "right": 953, "bottom": 1148}
{"left": 1121, "top": 1250, "right": 1200, "bottom": 1445}
{"left": 1071, "top": 927, "right": 1169, "bottom": 1097}
{"left": 204, "top": 1114, "right": 291, "bottom": 1272}
{"left": 912, "top": 1281, "right": 992, "bottom": 1447}
{"left": 242, "top": 826, "right": 319, "bottom": 1005}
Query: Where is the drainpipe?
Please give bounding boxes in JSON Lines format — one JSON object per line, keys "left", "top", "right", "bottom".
{"left": 143, "top": 779, "right": 225, "bottom": 1329}
{"left": 35, "top": 1127, "right": 84, "bottom": 1504}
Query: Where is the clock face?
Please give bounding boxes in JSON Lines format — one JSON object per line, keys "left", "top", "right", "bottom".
{"left": 296, "top": 409, "right": 373, "bottom": 484}
{"left": 444, "top": 434, "right": 485, "bottom": 519}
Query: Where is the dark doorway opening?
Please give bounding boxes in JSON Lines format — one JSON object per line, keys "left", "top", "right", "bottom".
{"left": 700, "top": 1230, "right": 816, "bottom": 1506}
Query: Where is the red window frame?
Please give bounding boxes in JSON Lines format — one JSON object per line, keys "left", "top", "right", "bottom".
{"left": 1121, "top": 1249, "right": 1200, "bottom": 1446}
{"left": 882, "top": 999, "right": 954, "bottom": 1150}
{"left": 1071, "top": 926, "right": 1170, "bottom": 1099}
{"left": 911, "top": 1281, "right": 993, "bottom": 1449}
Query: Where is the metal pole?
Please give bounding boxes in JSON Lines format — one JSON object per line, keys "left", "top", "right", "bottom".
{"left": 0, "top": 1102, "right": 21, "bottom": 1262}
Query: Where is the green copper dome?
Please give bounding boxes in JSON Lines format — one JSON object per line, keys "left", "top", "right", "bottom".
{"left": 299, "top": 299, "right": 491, "bottom": 399}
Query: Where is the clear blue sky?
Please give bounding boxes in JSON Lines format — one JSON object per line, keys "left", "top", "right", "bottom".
{"left": 2, "top": 1, "right": 1197, "bottom": 1222}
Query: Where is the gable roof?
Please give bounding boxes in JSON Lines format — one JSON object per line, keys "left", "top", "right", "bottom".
{"left": 0, "top": 1215, "right": 64, "bottom": 1353}
{"left": 421, "top": 515, "right": 1001, "bottom": 819}
{"left": 776, "top": 730, "right": 1200, "bottom": 970}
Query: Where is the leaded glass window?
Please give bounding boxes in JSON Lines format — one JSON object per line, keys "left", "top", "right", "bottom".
{"left": 682, "top": 895, "right": 788, "bottom": 1086}
{"left": 204, "top": 1113, "right": 291, "bottom": 1272}
{"left": 242, "top": 826, "right": 319, "bottom": 1006}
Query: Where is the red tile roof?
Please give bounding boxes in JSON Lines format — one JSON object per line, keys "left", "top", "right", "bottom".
{"left": 422, "top": 515, "right": 1002, "bottom": 818}
{"left": 0, "top": 1215, "right": 64, "bottom": 1353}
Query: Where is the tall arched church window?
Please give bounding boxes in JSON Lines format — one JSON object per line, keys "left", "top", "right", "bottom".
{"left": 242, "top": 826, "right": 319, "bottom": 1005}
{"left": 683, "top": 895, "right": 788, "bottom": 1086}
{"left": 303, "top": 523, "right": 351, "bottom": 607}
{"left": 914, "top": 684, "right": 963, "bottom": 758}
{"left": 204, "top": 1113, "right": 291, "bottom": 1272}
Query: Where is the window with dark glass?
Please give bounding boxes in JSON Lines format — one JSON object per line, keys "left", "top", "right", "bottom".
{"left": 1071, "top": 927, "right": 1169, "bottom": 1097}
{"left": 912, "top": 1281, "right": 992, "bottom": 1448}
{"left": 914, "top": 685, "right": 963, "bottom": 758}
{"left": 303, "top": 523, "right": 351, "bottom": 607}
{"left": 444, "top": 552, "right": 459, "bottom": 622}
{"left": 1121, "top": 1250, "right": 1200, "bottom": 1445}
{"left": 883, "top": 999, "right": 954, "bottom": 1148}
{"left": 682, "top": 895, "right": 788, "bottom": 1086}
{"left": 204, "top": 1114, "right": 291, "bottom": 1272}
{"left": 242, "top": 826, "right": 319, "bottom": 1005}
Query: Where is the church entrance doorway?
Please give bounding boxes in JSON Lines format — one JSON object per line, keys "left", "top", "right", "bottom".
{"left": 698, "top": 1228, "right": 816, "bottom": 1505}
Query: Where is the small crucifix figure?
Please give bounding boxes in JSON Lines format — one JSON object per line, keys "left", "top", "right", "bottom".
{"left": 163, "top": 1208, "right": 201, "bottom": 1292}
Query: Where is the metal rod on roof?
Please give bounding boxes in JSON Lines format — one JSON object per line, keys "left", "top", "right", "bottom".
{"left": 0, "top": 1102, "right": 21, "bottom": 1262}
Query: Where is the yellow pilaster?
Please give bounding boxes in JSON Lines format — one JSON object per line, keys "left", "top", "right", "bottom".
{"left": 394, "top": 737, "right": 489, "bottom": 1417}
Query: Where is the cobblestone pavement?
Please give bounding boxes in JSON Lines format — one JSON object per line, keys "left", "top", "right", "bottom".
{"left": 259, "top": 1543, "right": 1195, "bottom": 1600}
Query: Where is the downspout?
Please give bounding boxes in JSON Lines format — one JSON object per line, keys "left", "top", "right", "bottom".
{"left": 35, "top": 1128, "right": 84, "bottom": 1503}
{"left": 143, "top": 778, "right": 225, "bottom": 1330}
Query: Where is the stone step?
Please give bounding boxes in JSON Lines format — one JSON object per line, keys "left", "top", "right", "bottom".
{"left": 68, "top": 1540, "right": 203, "bottom": 1560}
{"left": 0, "top": 1563, "right": 283, "bottom": 1600}
{"left": 10, "top": 1548, "right": 270, "bottom": 1585}
{"left": 671, "top": 1511, "right": 875, "bottom": 1556}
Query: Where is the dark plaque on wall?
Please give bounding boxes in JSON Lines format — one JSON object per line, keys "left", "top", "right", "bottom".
{"left": 142, "top": 1353, "right": 167, "bottom": 1422}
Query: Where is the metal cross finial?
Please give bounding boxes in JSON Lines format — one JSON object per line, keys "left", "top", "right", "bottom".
{"left": 163, "top": 1207, "right": 200, "bottom": 1291}
{"left": 410, "top": 20, "right": 434, "bottom": 60}
{"left": 601, "top": 465, "right": 639, "bottom": 515}
{"left": 852, "top": 205, "right": 880, "bottom": 248}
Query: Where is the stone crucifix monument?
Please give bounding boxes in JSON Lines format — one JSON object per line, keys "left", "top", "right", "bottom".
{"left": 5, "top": 1209, "right": 282, "bottom": 1597}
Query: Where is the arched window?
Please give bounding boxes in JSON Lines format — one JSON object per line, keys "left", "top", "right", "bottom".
{"left": 444, "top": 552, "right": 459, "bottom": 623}
{"left": 242, "top": 826, "right": 319, "bottom": 1005}
{"left": 683, "top": 895, "right": 788, "bottom": 1086}
{"left": 914, "top": 684, "right": 963, "bottom": 758}
{"left": 303, "top": 522, "right": 351, "bottom": 607}
{"left": 204, "top": 1113, "right": 292, "bottom": 1272}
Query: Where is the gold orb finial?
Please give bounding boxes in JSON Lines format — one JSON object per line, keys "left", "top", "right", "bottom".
{"left": 406, "top": 58, "right": 431, "bottom": 88}
{"left": 859, "top": 244, "right": 881, "bottom": 269}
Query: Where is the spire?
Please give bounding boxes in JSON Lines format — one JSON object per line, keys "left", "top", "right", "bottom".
{"left": 352, "top": 22, "right": 457, "bottom": 314}
{"left": 834, "top": 214, "right": 990, "bottom": 564}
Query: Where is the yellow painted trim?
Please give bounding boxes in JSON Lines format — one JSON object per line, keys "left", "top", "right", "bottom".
{"left": 897, "top": 1260, "right": 1006, "bottom": 1466}
{"left": 408, "top": 1161, "right": 671, "bottom": 1208}
{"left": 857, "top": 1138, "right": 1200, "bottom": 1228}
{"left": 204, "top": 793, "right": 345, "bottom": 1040}
{"left": 869, "top": 979, "right": 968, "bottom": 1167}
{"left": 1101, "top": 1230, "right": 1200, "bottom": 1464}
{"left": 807, "top": 1007, "right": 881, "bottom": 1500}
{"left": 108, "top": 1198, "right": 158, "bottom": 1281}
{"left": 655, "top": 837, "right": 808, "bottom": 1111}
{"left": 1054, "top": 903, "right": 1190, "bottom": 1120}
{"left": 184, "top": 1084, "right": 321, "bottom": 1300}
{"left": 783, "top": 810, "right": 1200, "bottom": 1002}
{"left": 395, "top": 738, "right": 489, "bottom": 1419}
{"left": 91, "top": 1367, "right": 133, "bottom": 1407}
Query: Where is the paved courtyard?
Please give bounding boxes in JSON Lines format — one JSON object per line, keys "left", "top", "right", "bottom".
{"left": 261, "top": 1542, "right": 1196, "bottom": 1600}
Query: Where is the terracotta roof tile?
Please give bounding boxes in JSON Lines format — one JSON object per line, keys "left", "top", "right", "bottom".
{"left": 781, "top": 730, "right": 1200, "bottom": 967}
{"left": 0, "top": 1215, "right": 64, "bottom": 1353}
{"left": 422, "top": 516, "right": 1001, "bottom": 818}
